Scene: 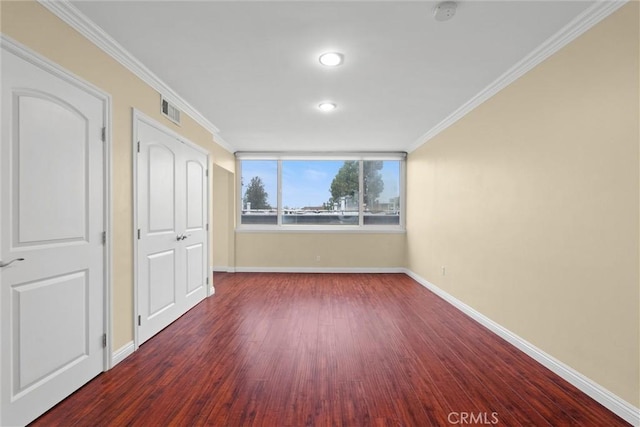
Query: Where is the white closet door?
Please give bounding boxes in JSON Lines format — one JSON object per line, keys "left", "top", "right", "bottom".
{"left": 182, "top": 149, "right": 208, "bottom": 308}
{"left": 137, "top": 119, "right": 207, "bottom": 345}
{"left": 1, "top": 46, "right": 106, "bottom": 426}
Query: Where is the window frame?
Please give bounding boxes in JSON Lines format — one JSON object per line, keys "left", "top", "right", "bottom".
{"left": 236, "top": 152, "right": 406, "bottom": 232}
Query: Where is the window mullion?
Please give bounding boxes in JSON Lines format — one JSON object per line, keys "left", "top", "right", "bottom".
{"left": 358, "top": 160, "right": 364, "bottom": 227}
{"left": 277, "top": 159, "right": 282, "bottom": 226}
{"left": 400, "top": 158, "right": 406, "bottom": 229}
{"left": 236, "top": 158, "right": 242, "bottom": 227}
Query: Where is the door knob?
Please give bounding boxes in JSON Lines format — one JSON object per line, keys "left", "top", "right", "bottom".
{"left": 0, "top": 258, "right": 24, "bottom": 268}
{"left": 176, "top": 234, "right": 184, "bottom": 241}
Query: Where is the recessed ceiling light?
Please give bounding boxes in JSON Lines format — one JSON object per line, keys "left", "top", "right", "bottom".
{"left": 319, "top": 52, "right": 344, "bottom": 67}
{"left": 318, "top": 102, "right": 337, "bottom": 112}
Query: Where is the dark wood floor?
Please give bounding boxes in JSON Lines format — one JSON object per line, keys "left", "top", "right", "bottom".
{"left": 32, "top": 273, "right": 628, "bottom": 426}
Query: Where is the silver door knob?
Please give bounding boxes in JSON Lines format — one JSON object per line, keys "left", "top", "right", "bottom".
{"left": 0, "top": 258, "right": 24, "bottom": 268}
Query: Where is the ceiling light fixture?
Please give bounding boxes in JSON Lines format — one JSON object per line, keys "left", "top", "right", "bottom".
{"left": 318, "top": 102, "right": 337, "bottom": 112}
{"left": 319, "top": 52, "right": 344, "bottom": 67}
{"left": 433, "top": 1, "right": 457, "bottom": 22}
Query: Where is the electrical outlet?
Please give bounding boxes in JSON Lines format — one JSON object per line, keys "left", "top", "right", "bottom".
{"left": 316, "top": 255, "right": 321, "bottom": 261}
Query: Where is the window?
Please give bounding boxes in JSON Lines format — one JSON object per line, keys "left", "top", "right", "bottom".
{"left": 282, "top": 160, "right": 358, "bottom": 225}
{"left": 363, "top": 160, "right": 400, "bottom": 225}
{"left": 237, "top": 154, "right": 405, "bottom": 230}
{"left": 240, "top": 160, "right": 277, "bottom": 225}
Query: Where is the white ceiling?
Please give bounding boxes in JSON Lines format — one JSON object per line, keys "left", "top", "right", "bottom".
{"left": 70, "top": 0, "right": 596, "bottom": 153}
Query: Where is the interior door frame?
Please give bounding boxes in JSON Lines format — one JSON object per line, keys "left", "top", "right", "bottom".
{"left": 132, "top": 109, "right": 211, "bottom": 351}
{"left": 0, "top": 35, "right": 113, "bottom": 409}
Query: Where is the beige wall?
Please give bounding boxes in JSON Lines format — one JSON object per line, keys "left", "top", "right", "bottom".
{"left": 1, "top": 1, "right": 234, "bottom": 350}
{"left": 407, "top": 3, "right": 639, "bottom": 406}
{"left": 236, "top": 232, "right": 405, "bottom": 269}
{"left": 212, "top": 165, "right": 235, "bottom": 270}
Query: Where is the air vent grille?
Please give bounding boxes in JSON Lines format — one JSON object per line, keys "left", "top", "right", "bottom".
{"left": 161, "top": 96, "right": 181, "bottom": 125}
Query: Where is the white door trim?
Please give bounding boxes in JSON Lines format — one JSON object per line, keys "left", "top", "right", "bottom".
{"left": 0, "top": 34, "right": 113, "bottom": 422}
{"left": 132, "top": 109, "right": 211, "bottom": 351}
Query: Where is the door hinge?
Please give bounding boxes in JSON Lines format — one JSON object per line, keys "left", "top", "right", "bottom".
{"left": 206, "top": 224, "right": 209, "bottom": 231}
{"left": 206, "top": 277, "right": 209, "bottom": 285}
{"left": 102, "top": 333, "right": 107, "bottom": 348}
{"left": 102, "top": 231, "right": 106, "bottom": 245}
{"left": 137, "top": 141, "right": 140, "bottom": 153}
{"left": 206, "top": 169, "right": 209, "bottom": 177}
{"left": 138, "top": 315, "right": 141, "bottom": 326}
{"left": 137, "top": 229, "right": 141, "bottom": 239}
{"left": 101, "top": 127, "right": 106, "bottom": 142}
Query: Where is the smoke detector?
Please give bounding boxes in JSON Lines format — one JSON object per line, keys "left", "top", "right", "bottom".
{"left": 434, "top": 1, "right": 457, "bottom": 22}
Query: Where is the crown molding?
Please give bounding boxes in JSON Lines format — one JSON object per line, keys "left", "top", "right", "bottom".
{"left": 38, "top": 0, "right": 234, "bottom": 153}
{"left": 407, "top": 0, "right": 628, "bottom": 153}
{"left": 212, "top": 132, "right": 235, "bottom": 154}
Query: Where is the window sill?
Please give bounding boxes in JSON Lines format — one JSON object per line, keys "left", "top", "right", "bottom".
{"left": 235, "top": 226, "right": 406, "bottom": 234}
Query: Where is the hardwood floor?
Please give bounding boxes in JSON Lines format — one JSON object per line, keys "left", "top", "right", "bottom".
{"left": 32, "top": 273, "right": 629, "bottom": 426}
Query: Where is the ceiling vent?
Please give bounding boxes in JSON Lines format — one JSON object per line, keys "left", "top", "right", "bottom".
{"left": 161, "top": 95, "right": 181, "bottom": 125}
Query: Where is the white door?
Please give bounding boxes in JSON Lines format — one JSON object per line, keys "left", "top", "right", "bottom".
{"left": 1, "top": 45, "right": 106, "bottom": 425}
{"left": 136, "top": 119, "right": 208, "bottom": 345}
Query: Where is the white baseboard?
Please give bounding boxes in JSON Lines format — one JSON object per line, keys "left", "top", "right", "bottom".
{"left": 212, "top": 266, "right": 235, "bottom": 273}
{"left": 234, "top": 266, "right": 406, "bottom": 274}
{"left": 403, "top": 269, "right": 640, "bottom": 426}
{"left": 111, "top": 341, "right": 135, "bottom": 367}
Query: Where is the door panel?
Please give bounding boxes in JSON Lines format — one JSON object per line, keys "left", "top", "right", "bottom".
{"left": 15, "top": 93, "right": 88, "bottom": 245}
{"left": 1, "top": 45, "right": 106, "bottom": 426}
{"left": 185, "top": 244, "right": 203, "bottom": 295}
{"left": 137, "top": 118, "right": 208, "bottom": 345}
{"left": 147, "top": 250, "right": 176, "bottom": 317}
{"left": 14, "top": 271, "right": 88, "bottom": 392}
{"left": 186, "top": 161, "right": 204, "bottom": 230}
{"left": 148, "top": 145, "right": 175, "bottom": 233}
